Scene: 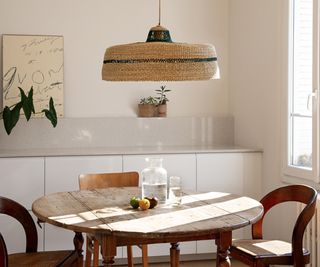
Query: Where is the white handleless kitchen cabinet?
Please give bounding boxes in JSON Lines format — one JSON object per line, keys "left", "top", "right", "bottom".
{"left": 197, "top": 152, "right": 262, "bottom": 199}
{"left": 44, "top": 155, "right": 123, "bottom": 257}
{"left": 45, "top": 155, "right": 123, "bottom": 194}
{"left": 197, "top": 153, "right": 244, "bottom": 194}
{"left": 123, "top": 154, "right": 197, "bottom": 257}
{"left": 196, "top": 153, "right": 262, "bottom": 254}
{"left": 0, "top": 157, "right": 44, "bottom": 209}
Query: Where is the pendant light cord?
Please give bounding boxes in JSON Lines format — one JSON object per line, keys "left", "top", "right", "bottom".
{"left": 158, "top": 0, "right": 161, "bottom": 25}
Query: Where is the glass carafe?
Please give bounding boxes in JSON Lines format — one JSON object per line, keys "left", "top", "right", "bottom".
{"left": 141, "top": 158, "right": 167, "bottom": 203}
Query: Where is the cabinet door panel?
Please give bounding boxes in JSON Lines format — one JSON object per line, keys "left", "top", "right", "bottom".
{"left": 196, "top": 153, "right": 244, "bottom": 194}
{"left": 45, "top": 156, "right": 123, "bottom": 194}
{"left": 0, "top": 157, "right": 44, "bottom": 209}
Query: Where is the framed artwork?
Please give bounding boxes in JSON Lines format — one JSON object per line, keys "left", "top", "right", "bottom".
{"left": 2, "top": 34, "right": 64, "bottom": 117}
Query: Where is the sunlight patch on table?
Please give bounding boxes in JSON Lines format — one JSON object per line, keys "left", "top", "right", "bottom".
{"left": 189, "top": 192, "right": 230, "bottom": 202}
{"left": 49, "top": 214, "right": 85, "bottom": 224}
{"left": 214, "top": 197, "right": 261, "bottom": 213}
{"left": 178, "top": 192, "right": 230, "bottom": 205}
{"left": 79, "top": 210, "right": 99, "bottom": 221}
{"left": 108, "top": 204, "right": 229, "bottom": 232}
{"left": 93, "top": 207, "right": 135, "bottom": 218}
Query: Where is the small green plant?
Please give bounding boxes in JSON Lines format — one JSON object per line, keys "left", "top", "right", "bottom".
{"left": 0, "top": 86, "right": 57, "bottom": 135}
{"left": 155, "top": 85, "right": 171, "bottom": 105}
{"left": 139, "top": 86, "right": 171, "bottom": 106}
{"left": 140, "top": 96, "right": 158, "bottom": 105}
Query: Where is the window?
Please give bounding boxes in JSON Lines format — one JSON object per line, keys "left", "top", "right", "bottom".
{"left": 284, "top": 0, "right": 319, "bottom": 182}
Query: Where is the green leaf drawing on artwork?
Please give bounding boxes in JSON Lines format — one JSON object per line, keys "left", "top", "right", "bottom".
{"left": 0, "top": 86, "right": 58, "bottom": 135}
{"left": 42, "top": 97, "right": 57, "bottom": 128}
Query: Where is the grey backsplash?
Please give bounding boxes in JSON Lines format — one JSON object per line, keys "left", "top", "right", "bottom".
{"left": 0, "top": 116, "right": 234, "bottom": 150}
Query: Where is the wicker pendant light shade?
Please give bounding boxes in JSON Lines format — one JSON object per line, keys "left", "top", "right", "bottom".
{"left": 102, "top": 3, "right": 220, "bottom": 81}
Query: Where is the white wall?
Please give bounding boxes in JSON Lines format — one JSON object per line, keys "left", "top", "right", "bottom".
{"left": 230, "top": 0, "right": 295, "bottom": 241}
{"left": 0, "top": 0, "right": 229, "bottom": 117}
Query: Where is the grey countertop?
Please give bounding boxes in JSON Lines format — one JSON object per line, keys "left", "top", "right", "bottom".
{"left": 0, "top": 145, "right": 262, "bottom": 158}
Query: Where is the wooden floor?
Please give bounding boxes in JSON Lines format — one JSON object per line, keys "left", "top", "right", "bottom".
{"left": 117, "top": 259, "right": 246, "bottom": 267}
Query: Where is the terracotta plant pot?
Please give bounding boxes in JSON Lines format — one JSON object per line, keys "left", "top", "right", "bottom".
{"left": 138, "top": 104, "right": 158, "bottom": 117}
{"left": 157, "top": 104, "right": 167, "bottom": 117}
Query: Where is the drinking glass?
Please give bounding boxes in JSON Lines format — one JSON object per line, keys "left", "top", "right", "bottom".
{"left": 169, "top": 176, "right": 182, "bottom": 205}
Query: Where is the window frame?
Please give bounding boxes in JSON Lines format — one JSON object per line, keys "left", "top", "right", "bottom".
{"left": 282, "top": 0, "right": 320, "bottom": 184}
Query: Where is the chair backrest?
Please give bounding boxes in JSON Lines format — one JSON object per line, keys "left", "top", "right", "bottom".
{"left": 78, "top": 171, "right": 139, "bottom": 190}
{"left": 0, "top": 196, "right": 38, "bottom": 254}
{"left": 252, "top": 184, "right": 318, "bottom": 266}
{"left": 0, "top": 233, "right": 8, "bottom": 267}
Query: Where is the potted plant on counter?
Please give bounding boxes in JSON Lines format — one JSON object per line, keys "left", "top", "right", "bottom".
{"left": 155, "top": 85, "right": 171, "bottom": 117}
{"left": 138, "top": 86, "right": 171, "bottom": 118}
{"left": 138, "top": 96, "right": 158, "bottom": 117}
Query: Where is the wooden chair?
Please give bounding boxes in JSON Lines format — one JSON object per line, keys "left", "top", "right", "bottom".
{"left": 79, "top": 171, "right": 148, "bottom": 267}
{"left": 0, "top": 196, "right": 80, "bottom": 267}
{"left": 230, "top": 184, "right": 318, "bottom": 267}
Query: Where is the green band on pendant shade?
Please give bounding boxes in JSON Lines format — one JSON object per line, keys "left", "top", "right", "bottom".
{"left": 104, "top": 57, "right": 217, "bottom": 64}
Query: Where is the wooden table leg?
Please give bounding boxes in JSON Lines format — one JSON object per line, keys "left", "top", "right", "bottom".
{"left": 101, "top": 235, "right": 117, "bottom": 267}
{"left": 215, "top": 231, "right": 232, "bottom": 267}
{"left": 127, "top": 245, "right": 134, "bottom": 267}
{"left": 141, "top": 245, "right": 148, "bottom": 267}
{"left": 73, "top": 232, "right": 84, "bottom": 267}
{"left": 170, "top": 242, "right": 180, "bottom": 267}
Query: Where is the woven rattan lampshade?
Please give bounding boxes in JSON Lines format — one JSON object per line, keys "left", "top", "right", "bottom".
{"left": 102, "top": 24, "right": 220, "bottom": 81}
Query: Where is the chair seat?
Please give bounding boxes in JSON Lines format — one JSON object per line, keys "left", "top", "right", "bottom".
{"left": 229, "top": 185, "right": 317, "bottom": 267}
{"left": 230, "top": 239, "right": 310, "bottom": 262}
{"left": 9, "top": 250, "right": 76, "bottom": 267}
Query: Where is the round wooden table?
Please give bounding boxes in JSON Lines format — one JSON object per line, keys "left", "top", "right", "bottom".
{"left": 32, "top": 187, "right": 263, "bottom": 267}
